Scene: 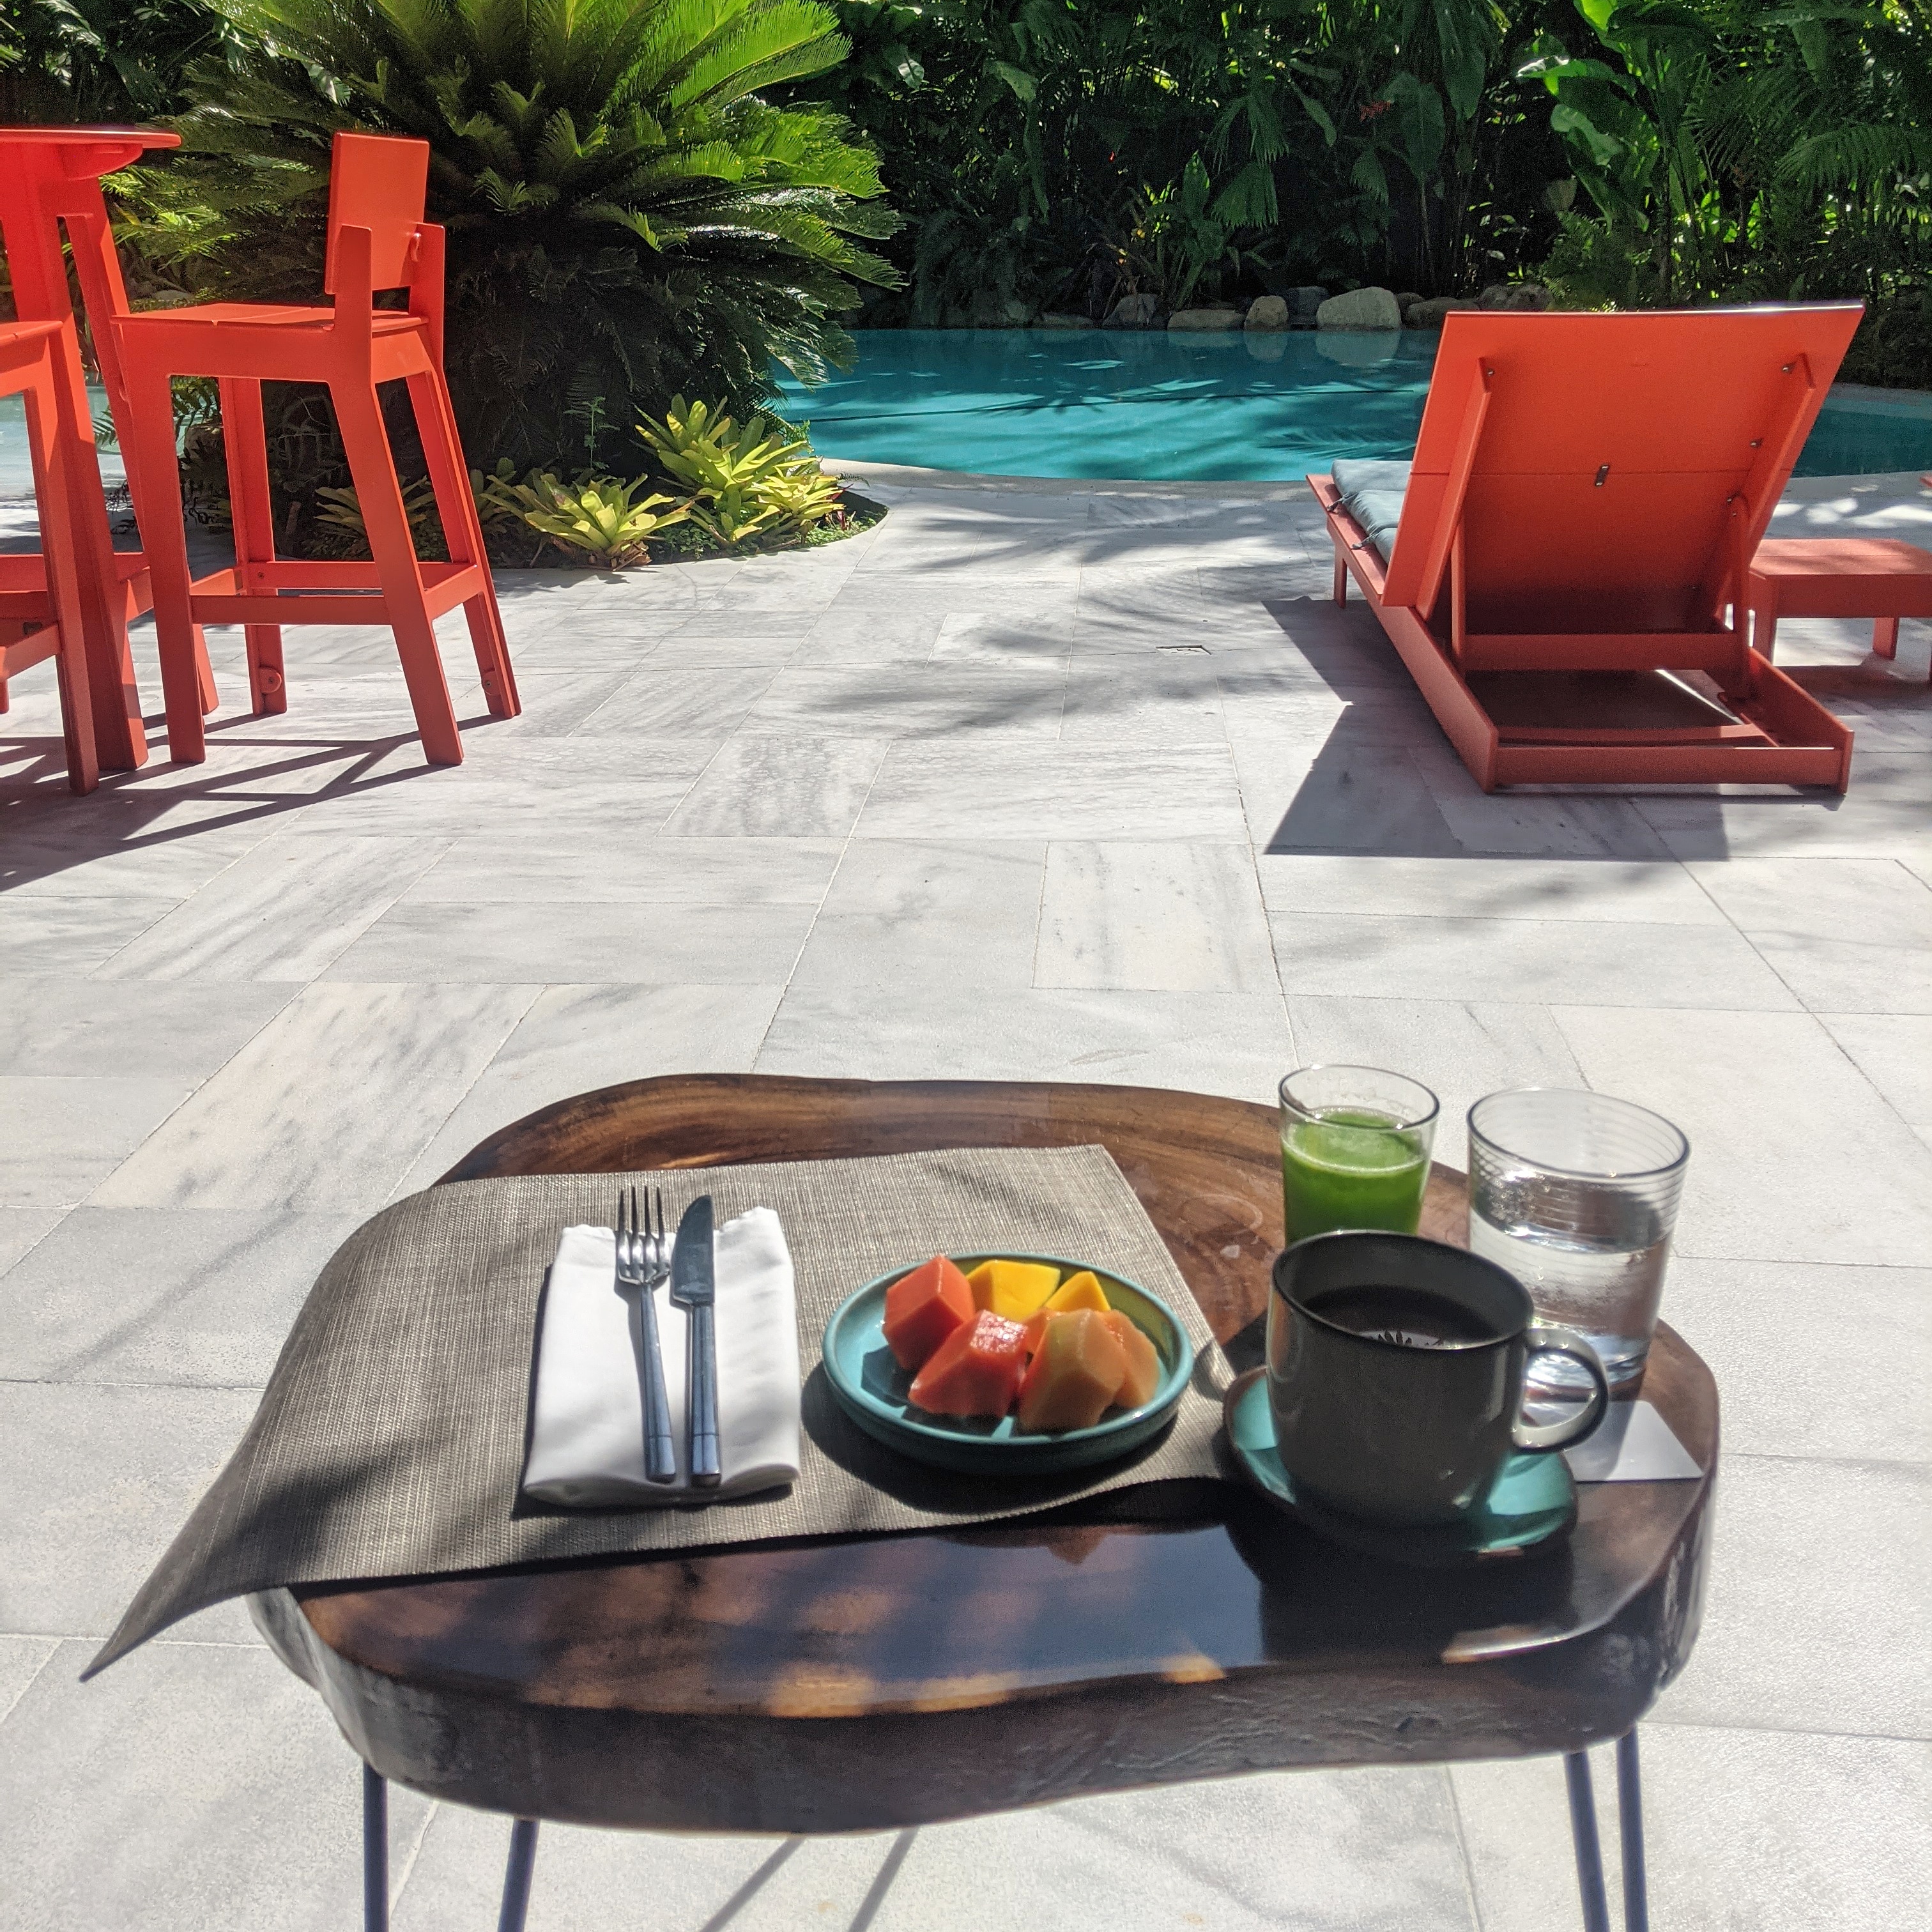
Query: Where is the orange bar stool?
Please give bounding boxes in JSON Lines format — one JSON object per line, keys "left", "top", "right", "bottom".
{"left": 113, "top": 131, "right": 521, "bottom": 765}
{"left": 0, "top": 318, "right": 103, "bottom": 792}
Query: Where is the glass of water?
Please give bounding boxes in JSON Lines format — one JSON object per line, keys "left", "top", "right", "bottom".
{"left": 1466, "top": 1089, "right": 1689, "bottom": 1395}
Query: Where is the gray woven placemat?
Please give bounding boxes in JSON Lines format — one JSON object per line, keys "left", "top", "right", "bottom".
{"left": 89, "top": 1144, "right": 1236, "bottom": 1676}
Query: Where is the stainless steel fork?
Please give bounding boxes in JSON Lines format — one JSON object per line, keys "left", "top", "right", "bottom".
{"left": 616, "top": 1185, "right": 676, "bottom": 1483}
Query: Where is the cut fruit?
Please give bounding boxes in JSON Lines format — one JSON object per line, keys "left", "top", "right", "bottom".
{"left": 908, "top": 1310, "right": 1029, "bottom": 1419}
{"left": 1100, "top": 1309, "right": 1162, "bottom": 1408}
{"left": 1015, "top": 1308, "right": 1130, "bottom": 1433}
{"left": 1044, "top": 1269, "right": 1110, "bottom": 1315}
{"left": 966, "top": 1258, "right": 1061, "bottom": 1322}
{"left": 882, "top": 1255, "right": 976, "bottom": 1371}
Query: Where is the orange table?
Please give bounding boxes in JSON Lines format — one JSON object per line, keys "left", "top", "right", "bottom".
{"left": 1749, "top": 537, "right": 1932, "bottom": 679}
{"left": 0, "top": 125, "right": 208, "bottom": 769}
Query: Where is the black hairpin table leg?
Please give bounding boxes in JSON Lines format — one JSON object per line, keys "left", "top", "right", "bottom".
{"left": 364, "top": 1764, "right": 388, "bottom": 1932}
{"left": 1565, "top": 1732, "right": 1652, "bottom": 1932}
{"left": 498, "top": 1818, "right": 540, "bottom": 1932}
{"left": 1565, "top": 1751, "right": 1613, "bottom": 1932}
{"left": 1617, "top": 1731, "right": 1650, "bottom": 1932}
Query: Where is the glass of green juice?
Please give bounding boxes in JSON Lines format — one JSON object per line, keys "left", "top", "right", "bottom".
{"left": 1280, "top": 1066, "right": 1440, "bottom": 1244}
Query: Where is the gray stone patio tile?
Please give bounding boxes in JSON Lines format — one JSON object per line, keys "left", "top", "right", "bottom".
{"left": 1038, "top": 841, "right": 1278, "bottom": 992}
{"left": 1652, "top": 1453, "right": 1929, "bottom": 1738}
{"left": 0, "top": 805, "right": 268, "bottom": 900}
{"left": 799, "top": 607, "right": 946, "bottom": 659}
{"left": 572, "top": 666, "right": 779, "bottom": 736}
{"left": 929, "top": 610, "right": 1075, "bottom": 663}
{"left": 1551, "top": 1007, "right": 1932, "bottom": 1265}
{"left": 1269, "top": 912, "right": 1801, "bottom": 1011}
{"left": 1220, "top": 687, "right": 1440, "bottom": 746}
{"left": 758, "top": 985, "right": 1289, "bottom": 1101}
{"left": 652, "top": 631, "right": 806, "bottom": 664}
{"left": 859, "top": 744, "right": 1248, "bottom": 841}
{"left": 0, "top": 1076, "right": 192, "bottom": 1209}
{"left": 486, "top": 668, "right": 638, "bottom": 737}
{"left": 1255, "top": 854, "right": 1725, "bottom": 924}
{"left": 408, "top": 835, "right": 844, "bottom": 905}
{"left": 662, "top": 736, "right": 891, "bottom": 837}
{"left": 1059, "top": 659, "right": 1225, "bottom": 742}
{"left": 91, "top": 981, "right": 534, "bottom": 1213}
{"left": 394, "top": 982, "right": 786, "bottom": 1192}
{"left": 0, "top": 1381, "right": 261, "bottom": 1639}
{"left": 0, "top": 894, "right": 173, "bottom": 974}
{"left": 0, "top": 1207, "right": 63, "bottom": 1274}
{"left": 1815, "top": 1013, "right": 1932, "bottom": 1124}
{"left": 1409, "top": 749, "right": 1678, "bottom": 859}
{"left": 0, "top": 1634, "right": 56, "bottom": 1721}
{"left": 0, "top": 1638, "right": 433, "bottom": 1932}
{"left": 0, "top": 976, "right": 293, "bottom": 1078}
{"left": 1635, "top": 751, "right": 1932, "bottom": 864}
{"left": 1452, "top": 1728, "right": 1932, "bottom": 1932}
{"left": 395, "top": 1765, "right": 1473, "bottom": 1932}
{"left": 1286, "top": 997, "right": 1583, "bottom": 1141}
{"left": 288, "top": 758, "right": 710, "bottom": 839}
{"left": 0, "top": 1208, "right": 359, "bottom": 1385}
{"left": 1232, "top": 737, "right": 1466, "bottom": 856}
{"left": 332, "top": 899, "right": 816, "bottom": 986}
{"left": 1662, "top": 1257, "right": 1932, "bottom": 1464}
{"left": 1685, "top": 856, "right": 1932, "bottom": 1012}
{"left": 96, "top": 835, "right": 449, "bottom": 983}
{"left": 788, "top": 839, "right": 1043, "bottom": 994}
{"left": 744, "top": 663, "right": 1065, "bottom": 739}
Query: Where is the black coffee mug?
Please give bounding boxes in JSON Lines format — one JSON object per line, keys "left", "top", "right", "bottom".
{"left": 1267, "top": 1232, "right": 1609, "bottom": 1527}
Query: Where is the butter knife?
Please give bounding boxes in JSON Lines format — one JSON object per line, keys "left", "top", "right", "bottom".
{"left": 668, "top": 1195, "right": 721, "bottom": 1487}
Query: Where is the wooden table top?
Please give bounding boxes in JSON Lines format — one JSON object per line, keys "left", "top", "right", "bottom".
{"left": 254, "top": 1075, "right": 1719, "bottom": 1834}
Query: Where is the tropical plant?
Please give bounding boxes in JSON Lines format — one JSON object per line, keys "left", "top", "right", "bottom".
{"left": 118, "top": 0, "right": 903, "bottom": 475}
{"left": 638, "top": 397, "right": 812, "bottom": 496}
{"left": 0, "top": 0, "right": 246, "bottom": 123}
{"left": 749, "top": 460, "right": 845, "bottom": 530}
{"left": 489, "top": 471, "right": 694, "bottom": 569}
{"left": 313, "top": 477, "right": 444, "bottom": 555}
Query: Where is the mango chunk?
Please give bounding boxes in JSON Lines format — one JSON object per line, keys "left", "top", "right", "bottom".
{"left": 1044, "top": 1269, "right": 1110, "bottom": 1315}
{"left": 909, "top": 1310, "right": 1029, "bottom": 1419}
{"left": 1099, "top": 1308, "right": 1162, "bottom": 1409}
{"left": 883, "top": 1255, "right": 976, "bottom": 1371}
{"left": 1015, "top": 1308, "right": 1129, "bottom": 1433}
{"left": 966, "top": 1258, "right": 1061, "bottom": 1322}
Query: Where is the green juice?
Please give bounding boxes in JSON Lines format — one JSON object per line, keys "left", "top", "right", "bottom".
{"left": 1282, "top": 1108, "right": 1430, "bottom": 1243}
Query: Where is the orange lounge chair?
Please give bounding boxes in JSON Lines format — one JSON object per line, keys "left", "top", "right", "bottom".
{"left": 1308, "top": 305, "right": 1864, "bottom": 791}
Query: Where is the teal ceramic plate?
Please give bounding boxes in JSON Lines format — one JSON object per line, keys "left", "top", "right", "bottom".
{"left": 1222, "top": 1369, "right": 1577, "bottom": 1566}
{"left": 821, "top": 1254, "right": 1195, "bottom": 1475}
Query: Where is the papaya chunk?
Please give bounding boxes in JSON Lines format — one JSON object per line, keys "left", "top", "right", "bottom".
{"left": 1044, "top": 1269, "right": 1110, "bottom": 1315}
{"left": 883, "top": 1255, "right": 976, "bottom": 1371}
{"left": 908, "top": 1310, "right": 1029, "bottom": 1419}
{"left": 966, "top": 1258, "right": 1061, "bottom": 1321}
{"left": 1015, "top": 1308, "right": 1130, "bottom": 1433}
{"left": 1099, "top": 1309, "right": 1162, "bottom": 1408}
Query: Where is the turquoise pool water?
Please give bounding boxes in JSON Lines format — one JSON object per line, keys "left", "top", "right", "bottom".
{"left": 776, "top": 328, "right": 1932, "bottom": 482}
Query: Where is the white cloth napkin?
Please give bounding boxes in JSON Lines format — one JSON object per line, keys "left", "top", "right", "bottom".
{"left": 522, "top": 1208, "right": 801, "bottom": 1507}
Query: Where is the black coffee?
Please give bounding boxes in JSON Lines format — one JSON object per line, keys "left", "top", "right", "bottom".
{"left": 1307, "top": 1285, "right": 1496, "bottom": 1349}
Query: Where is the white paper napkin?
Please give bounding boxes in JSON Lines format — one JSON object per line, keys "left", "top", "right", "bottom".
{"left": 1561, "top": 1400, "right": 1703, "bottom": 1483}
{"left": 522, "top": 1208, "right": 801, "bottom": 1507}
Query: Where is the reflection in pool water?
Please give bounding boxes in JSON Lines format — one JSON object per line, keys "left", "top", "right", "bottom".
{"left": 776, "top": 327, "right": 1932, "bottom": 484}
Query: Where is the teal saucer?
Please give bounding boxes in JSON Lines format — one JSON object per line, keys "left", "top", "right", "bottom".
{"left": 821, "top": 1254, "right": 1193, "bottom": 1475}
{"left": 1222, "top": 1369, "right": 1576, "bottom": 1566}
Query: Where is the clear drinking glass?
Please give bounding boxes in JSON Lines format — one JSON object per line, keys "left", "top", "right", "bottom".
{"left": 1280, "top": 1066, "right": 1439, "bottom": 1245}
{"left": 1466, "top": 1089, "right": 1689, "bottom": 1395}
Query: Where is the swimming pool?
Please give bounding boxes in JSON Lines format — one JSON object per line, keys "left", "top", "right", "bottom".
{"left": 776, "top": 328, "right": 1932, "bottom": 482}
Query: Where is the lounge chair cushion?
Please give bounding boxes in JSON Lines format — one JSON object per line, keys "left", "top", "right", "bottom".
{"left": 1331, "top": 459, "right": 1411, "bottom": 566}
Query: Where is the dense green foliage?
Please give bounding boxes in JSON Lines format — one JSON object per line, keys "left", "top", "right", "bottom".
{"left": 114, "top": 0, "right": 900, "bottom": 473}
{"left": 781, "top": 0, "right": 1930, "bottom": 385}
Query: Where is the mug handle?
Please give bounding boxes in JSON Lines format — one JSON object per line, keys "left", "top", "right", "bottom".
{"left": 1512, "top": 1324, "right": 1611, "bottom": 1453}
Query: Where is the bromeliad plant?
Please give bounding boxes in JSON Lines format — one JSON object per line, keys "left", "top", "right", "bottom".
{"left": 482, "top": 471, "right": 694, "bottom": 571}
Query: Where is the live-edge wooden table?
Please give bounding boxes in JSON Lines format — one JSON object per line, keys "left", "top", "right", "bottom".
{"left": 251, "top": 1076, "right": 1717, "bottom": 1932}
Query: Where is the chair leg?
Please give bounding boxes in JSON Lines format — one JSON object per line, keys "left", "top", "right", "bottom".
{"left": 1616, "top": 1731, "right": 1649, "bottom": 1932}
{"left": 1751, "top": 601, "right": 1777, "bottom": 664}
{"left": 1332, "top": 538, "right": 1347, "bottom": 606}
{"left": 119, "top": 364, "right": 210, "bottom": 762}
{"left": 218, "top": 378, "right": 288, "bottom": 715}
{"left": 406, "top": 368, "right": 519, "bottom": 720}
{"left": 332, "top": 379, "right": 463, "bottom": 765}
{"left": 1873, "top": 615, "right": 1899, "bottom": 661}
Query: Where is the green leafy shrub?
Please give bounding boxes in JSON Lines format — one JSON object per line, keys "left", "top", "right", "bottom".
{"left": 485, "top": 473, "right": 693, "bottom": 571}
{"left": 119, "top": 0, "right": 902, "bottom": 477}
